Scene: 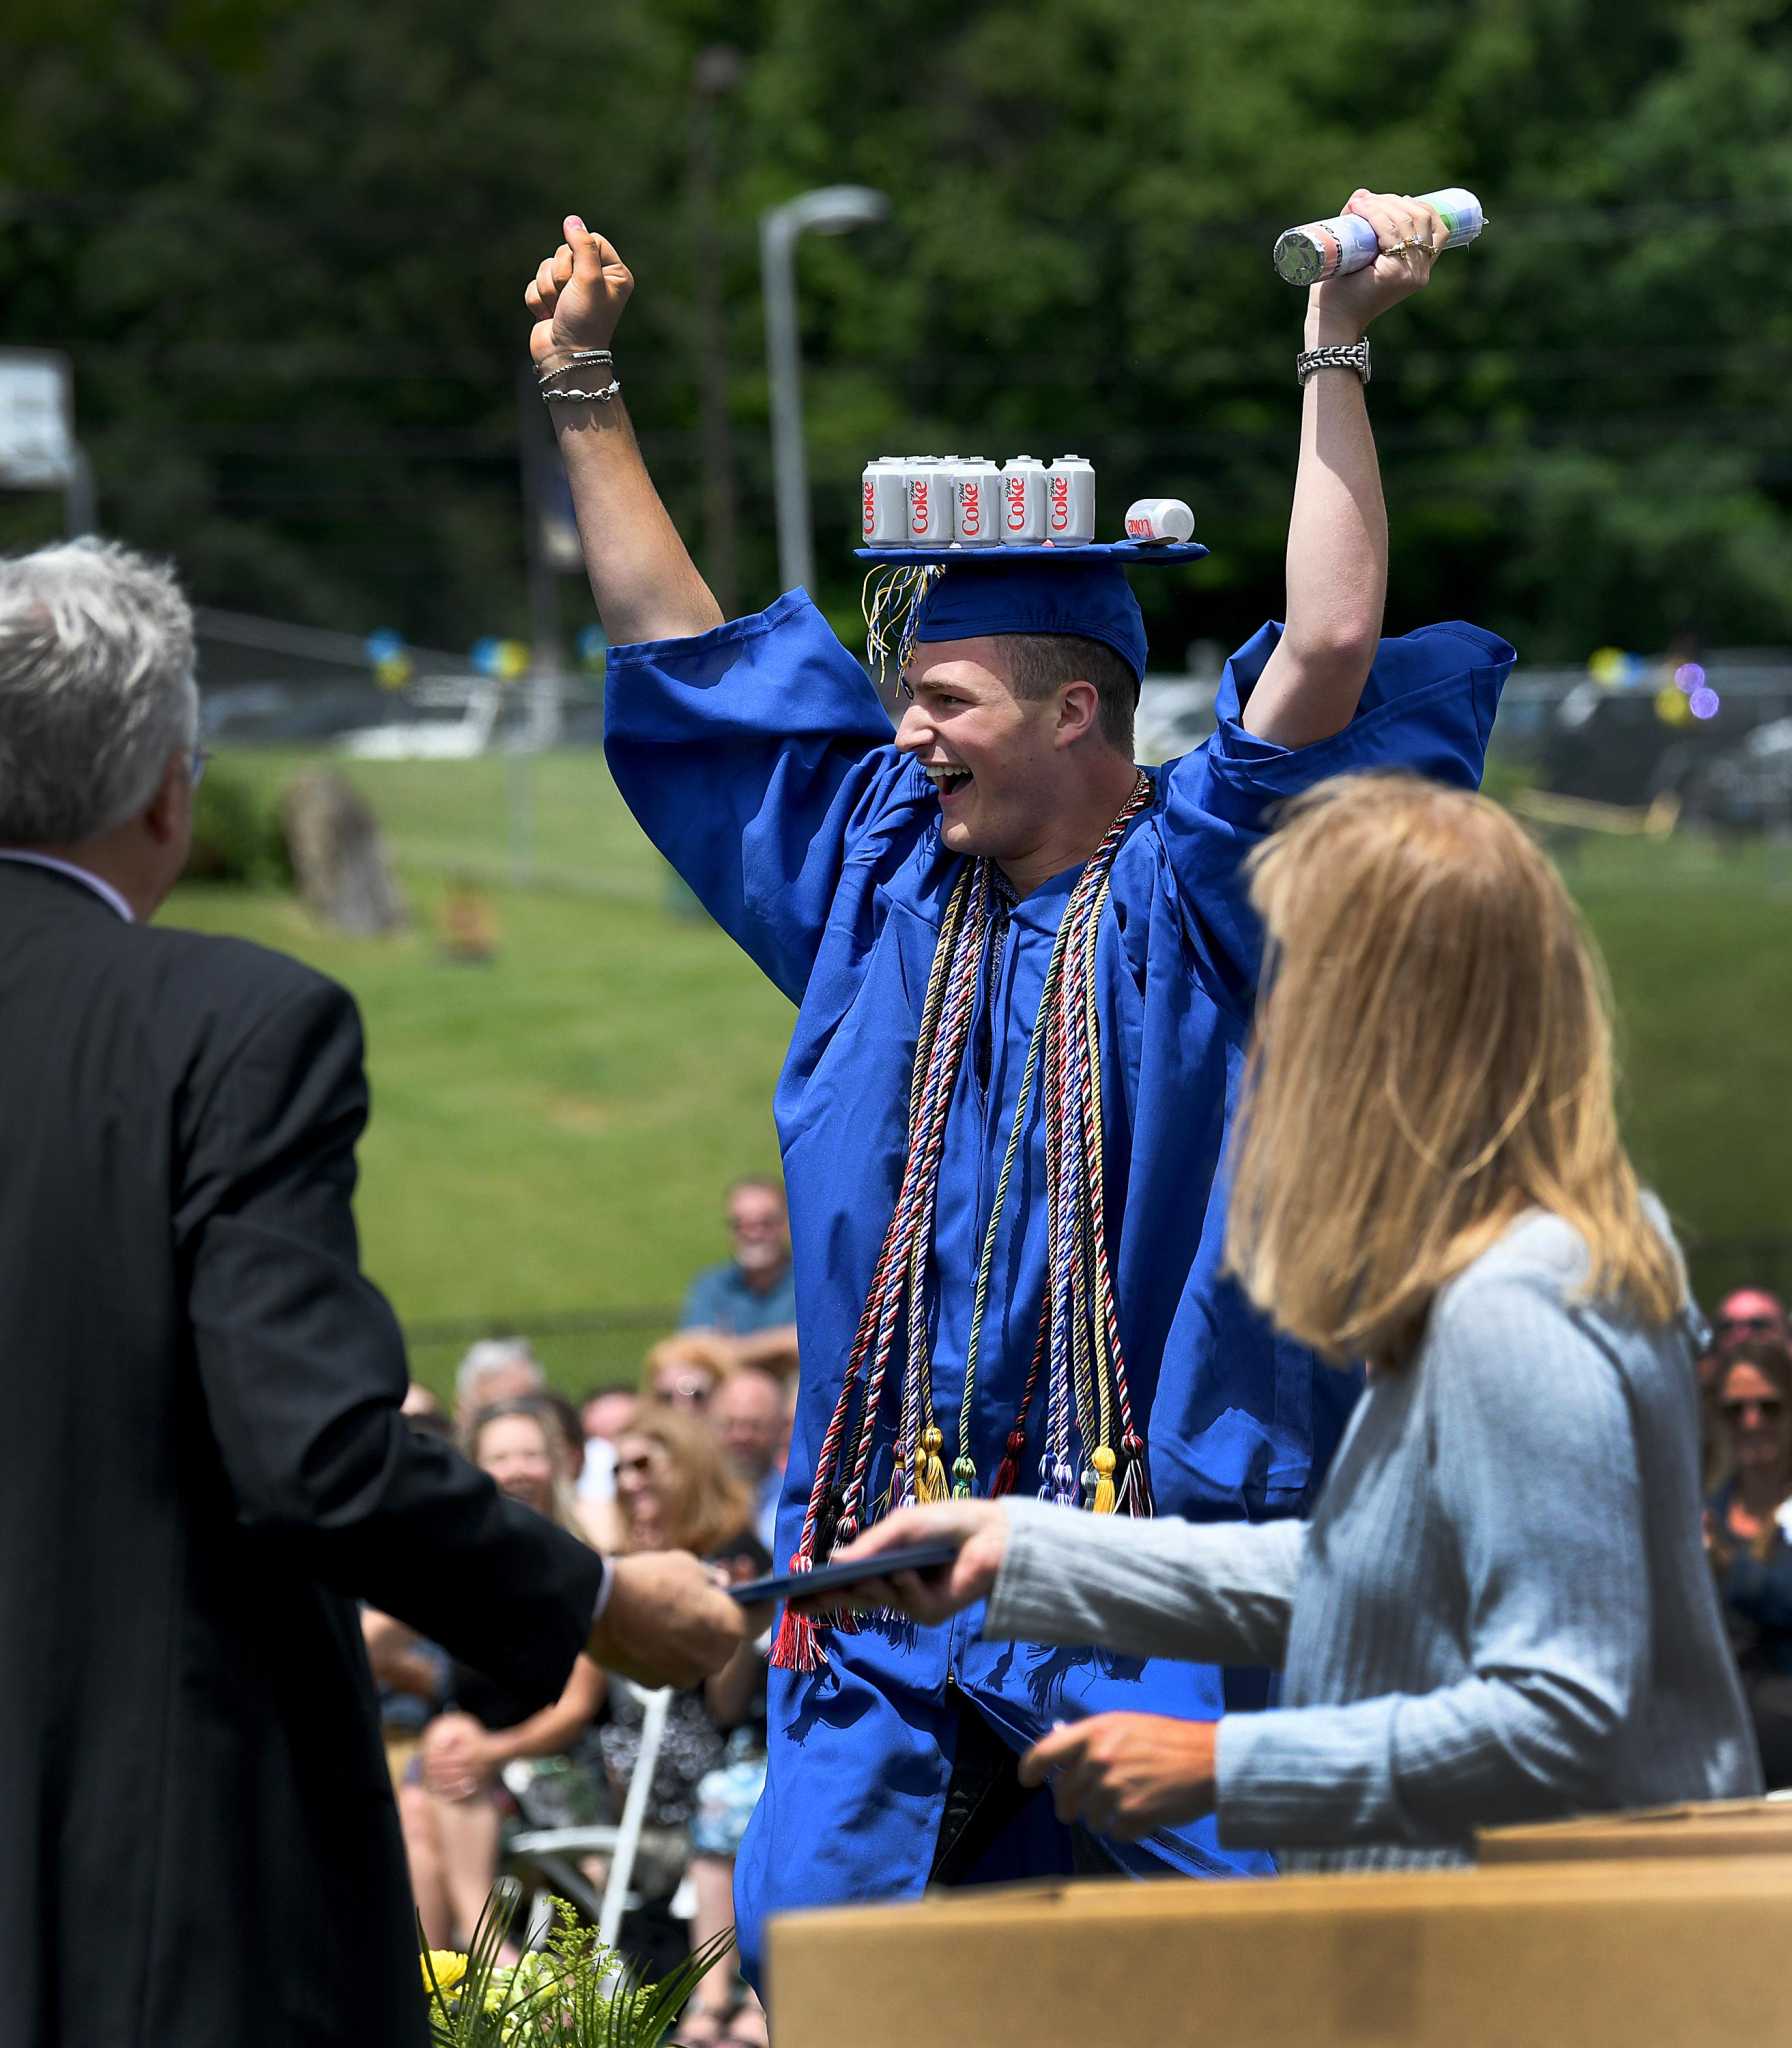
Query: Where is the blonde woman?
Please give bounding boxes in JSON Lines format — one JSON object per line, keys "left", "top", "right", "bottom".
{"left": 820, "top": 775, "right": 1759, "bottom": 1865}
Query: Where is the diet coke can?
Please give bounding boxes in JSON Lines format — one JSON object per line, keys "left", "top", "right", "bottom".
{"left": 1045, "top": 455, "right": 1096, "bottom": 544}
{"left": 954, "top": 457, "right": 1001, "bottom": 547}
{"left": 862, "top": 457, "right": 908, "bottom": 546}
{"left": 905, "top": 457, "right": 952, "bottom": 546}
{"left": 1000, "top": 456, "right": 1048, "bottom": 545}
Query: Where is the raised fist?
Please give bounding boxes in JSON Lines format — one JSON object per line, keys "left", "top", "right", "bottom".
{"left": 525, "top": 214, "right": 634, "bottom": 366}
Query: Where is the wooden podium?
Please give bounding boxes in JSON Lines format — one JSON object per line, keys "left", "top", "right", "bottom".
{"left": 770, "top": 1817, "right": 1792, "bottom": 2048}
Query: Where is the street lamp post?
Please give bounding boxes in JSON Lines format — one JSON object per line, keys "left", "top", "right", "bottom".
{"left": 759, "top": 184, "right": 889, "bottom": 597}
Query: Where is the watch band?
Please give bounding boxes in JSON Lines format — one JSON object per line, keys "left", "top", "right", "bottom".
{"left": 1297, "top": 340, "right": 1371, "bottom": 387}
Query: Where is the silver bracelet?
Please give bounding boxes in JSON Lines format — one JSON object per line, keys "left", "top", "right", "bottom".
{"left": 542, "top": 378, "right": 622, "bottom": 405}
{"left": 537, "top": 349, "right": 614, "bottom": 385}
{"left": 1296, "top": 339, "right": 1370, "bottom": 386}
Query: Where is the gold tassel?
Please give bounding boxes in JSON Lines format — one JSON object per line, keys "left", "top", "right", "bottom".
{"left": 1091, "top": 1445, "right": 1117, "bottom": 1514}
{"left": 915, "top": 1425, "right": 949, "bottom": 1504}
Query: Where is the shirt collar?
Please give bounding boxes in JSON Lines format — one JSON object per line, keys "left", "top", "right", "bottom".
{"left": 0, "top": 850, "right": 134, "bottom": 922}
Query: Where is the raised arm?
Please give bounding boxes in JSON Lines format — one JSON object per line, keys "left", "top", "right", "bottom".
{"left": 525, "top": 215, "right": 723, "bottom": 644}
{"left": 1242, "top": 189, "right": 1453, "bottom": 749}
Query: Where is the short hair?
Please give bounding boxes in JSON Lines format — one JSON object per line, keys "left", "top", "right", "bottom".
{"left": 454, "top": 1337, "right": 544, "bottom": 1406}
{"left": 0, "top": 539, "right": 199, "bottom": 844}
{"left": 726, "top": 1174, "right": 786, "bottom": 1208}
{"left": 999, "top": 633, "right": 1136, "bottom": 753}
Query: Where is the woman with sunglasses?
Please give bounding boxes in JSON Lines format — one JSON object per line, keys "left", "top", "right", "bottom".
{"left": 1706, "top": 1340, "right": 1792, "bottom": 1788}
{"left": 815, "top": 775, "right": 1758, "bottom": 1864}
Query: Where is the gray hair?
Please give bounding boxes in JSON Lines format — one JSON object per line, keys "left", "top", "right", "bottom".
{"left": 455, "top": 1337, "right": 545, "bottom": 1406}
{"left": 0, "top": 539, "right": 199, "bottom": 845}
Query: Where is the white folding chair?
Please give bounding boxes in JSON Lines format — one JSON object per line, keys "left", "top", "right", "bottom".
{"left": 503, "top": 1680, "right": 672, "bottom": 1950}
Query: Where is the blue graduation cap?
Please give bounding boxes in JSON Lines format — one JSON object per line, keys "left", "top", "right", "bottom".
{"left": 855, "top": 539, "right": 1207, "bottom": 689}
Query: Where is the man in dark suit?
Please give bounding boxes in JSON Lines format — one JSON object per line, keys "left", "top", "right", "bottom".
{"left": 0, "top": 539, "right": 755, "bottom": 2048}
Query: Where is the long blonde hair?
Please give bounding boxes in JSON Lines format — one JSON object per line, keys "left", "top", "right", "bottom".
{"left": 1225, "top": 774, "right": 1681, "bottom": 1367}
{"left": 616, "top": 1403, "right": 753, "bottom": 1558}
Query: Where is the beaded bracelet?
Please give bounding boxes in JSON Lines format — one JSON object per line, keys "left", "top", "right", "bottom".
{"left": 542, "top": 378, "right": 622, "bottom": 405}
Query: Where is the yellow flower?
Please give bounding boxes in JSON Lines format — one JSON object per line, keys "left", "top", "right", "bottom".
{"left": 421, "top": 1950, "right": 469, "bottom": 1997}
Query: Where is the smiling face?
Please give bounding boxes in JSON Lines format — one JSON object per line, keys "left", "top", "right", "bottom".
{"left": 894, "top": 635, "right": 1126, "bottom": 891}
{"left": 473, "top": 1411, "right": 558, "bottom": 1517}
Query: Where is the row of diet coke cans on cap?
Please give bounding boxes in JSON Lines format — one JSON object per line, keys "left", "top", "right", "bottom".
{"left": 862, "top": 454, "right": 1096, "bottom": 549}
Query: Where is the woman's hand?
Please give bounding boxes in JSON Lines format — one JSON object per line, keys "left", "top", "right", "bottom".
{"left": 789, "top": 1501, "right": 1009, "bottom": 1626}
{"left": 419, "top": 1711, "right": 497, "bottom": 1802}
{"left": 1018, "top": 1713, "right": 1219, "bottom": 1841}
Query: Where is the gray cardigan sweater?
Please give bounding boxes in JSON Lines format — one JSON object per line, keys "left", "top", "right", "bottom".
{"left": 984, "top": 1212, "right": 1761, "bottom": 1866}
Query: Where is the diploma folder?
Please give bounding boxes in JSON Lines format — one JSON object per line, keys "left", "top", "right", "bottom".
{"left": 729, "top": 1539, "right": 963, "bottom": 1607}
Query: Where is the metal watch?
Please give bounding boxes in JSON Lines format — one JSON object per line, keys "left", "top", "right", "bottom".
{"left": 1296, "top": 339, "right": 1371, "bottom": 387}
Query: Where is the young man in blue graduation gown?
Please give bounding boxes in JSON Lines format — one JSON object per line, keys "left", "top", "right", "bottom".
{"left": 522, "top": 190, "right": 1515, "bottom": 1981}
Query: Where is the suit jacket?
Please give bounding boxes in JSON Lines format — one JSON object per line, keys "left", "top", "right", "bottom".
{"left": 0, "top": 860, "right": 607, "bottom": 2048}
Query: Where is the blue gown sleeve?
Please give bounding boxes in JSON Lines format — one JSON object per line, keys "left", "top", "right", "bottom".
{"left": 603, "top": 591, "right": 922, "bottom": 1003}
{"left": 1156, "top": 620, "right": 1516, "bottom": 1014}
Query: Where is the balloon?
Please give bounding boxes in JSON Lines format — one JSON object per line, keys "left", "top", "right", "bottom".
{"left": 1654, "top": 684, "right": 1693, "bottom": 727}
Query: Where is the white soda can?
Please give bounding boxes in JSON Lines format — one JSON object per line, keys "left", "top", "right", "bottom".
{"left": 953, "top": 457, "right": 1001, "bottom": 547}
{"left": 1123, "top": 497, "right": 1195, "bottom": 543}
{"left": 862, "top": 457, "right": 908, "bottom": 546}
{"left": 1000, "top": 456, "right": 1048, "bottom": 545}
{"left": 1045, "top": 455, "right": 1096, "bottom": 544}
{"left": 905, "top": 458, "right": 952, "bottom": 546}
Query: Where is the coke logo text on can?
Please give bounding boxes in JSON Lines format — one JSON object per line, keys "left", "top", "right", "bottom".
{"left": 1044, "top": 455, "right": 1096, "bottom": 544}
{"left": 961, "top": 483, "right": 985, "bottom": 535}
{"left": 911, "top": 481, "right": 931, "bottom": 533}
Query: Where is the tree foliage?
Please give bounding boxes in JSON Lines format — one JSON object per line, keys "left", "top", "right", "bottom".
{"left": 3, "top": 0, "right": 1789, "bottom": 662}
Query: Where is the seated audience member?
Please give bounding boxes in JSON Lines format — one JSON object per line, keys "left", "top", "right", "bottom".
{"left": 601, "top": 1405, "right": 769, "bottom": 2044}
{"left": 453, "top": 1335, "right": 547, "bottom": 1433}
{"left": 1715, "top": 1289, "right": 1790, "bottom": 1358}
{"left": 824, "top": 776, "right": 1760, "bottom": 1861}
{"left": 534, "top": 1385, "right": 624, "bottom": 1551}
{"left": 1698, "top": 1290, "right": 1790, "bottom": 1391}
{"left": 399, "top": 1400, "right": 604, "bottom": 1948}
{"left": 1706, "top": 1339, "right": 1792, "bottom": 1788}
{"left": 642, "top": 1331, "right": 736, "bottom": 1413}
{"left": 679, "top": 1177, "right": 798, "bottom": 1347}
{"left": 710, "top": 1364, "right": 787, "bottom": 1552}
{"left": 576, "top": 1384, "right": 639, "bottom": 1547}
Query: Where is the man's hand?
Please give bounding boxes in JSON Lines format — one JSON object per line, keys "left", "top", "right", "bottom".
{"left": 788, "top": 1501, "right": 1009, "bottom": 1626}
{"left": 588, "top": 1550, "right": 763, "bottom": 1688}
{"left": 1018, "top": 1713, "right": 1219, "bottom": 1841}
{"left": 1307, "top": 189, "right": 1449, "bottom": 344}
{"left": 525, "top": 215, "right": 635, "bottom": 368}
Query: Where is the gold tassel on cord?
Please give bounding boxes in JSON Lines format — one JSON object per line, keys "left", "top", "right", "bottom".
{"left": 915, "top": 1425, "right": 949, "bottom": 1504}
{"left": 1091, "top": 1445, "right": 1117, "bottom": 1514}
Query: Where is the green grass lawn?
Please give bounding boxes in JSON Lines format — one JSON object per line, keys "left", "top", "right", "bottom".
{"left": 167, "top": 748, "right": 1792, "bottom": 1395}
